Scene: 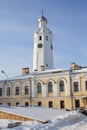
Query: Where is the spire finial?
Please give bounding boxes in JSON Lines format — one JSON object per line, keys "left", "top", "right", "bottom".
{"left": 41, "top": 9, "right": 44, "bottom": 16}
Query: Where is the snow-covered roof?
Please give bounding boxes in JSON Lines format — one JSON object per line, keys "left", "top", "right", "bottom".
{"left": 0, "top": 106, "right": 68, "bottom": 122}
{"left": 72, "top": 67, "right": 87, "bottom": 74}
{"left": 39, "top": 68, "right": 69, "bottom": 73}
{"left": 0, "top": 68, "right": 69, "bottom": 81}
{"left": 1, "top": 67, "right": 87, "bottom": 82}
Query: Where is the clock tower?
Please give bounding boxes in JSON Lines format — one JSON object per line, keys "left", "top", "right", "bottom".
{"left": 33, "top": 13, "right": 53, "bottom": 71}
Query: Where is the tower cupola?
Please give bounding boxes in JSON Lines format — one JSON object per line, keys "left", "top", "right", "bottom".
{"left": 38, "top": 12, "right": 48, "bottom": 28}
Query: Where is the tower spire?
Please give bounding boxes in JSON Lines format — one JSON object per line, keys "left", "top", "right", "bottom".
{"left": 41, "top": 9, "right": 44, "bottom": 16}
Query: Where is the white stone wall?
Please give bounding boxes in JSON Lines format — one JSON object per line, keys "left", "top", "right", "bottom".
{"left": 33, "top": 16, "right": 53, "bottom": 71}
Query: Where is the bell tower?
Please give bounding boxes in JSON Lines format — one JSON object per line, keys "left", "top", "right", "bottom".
{"left": 33, "top": 13, "right": 53, "bottom": 71}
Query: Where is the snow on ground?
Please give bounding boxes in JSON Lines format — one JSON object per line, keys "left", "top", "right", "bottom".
{"left": 0, "top": 107, "right": 87, "bottom": 130}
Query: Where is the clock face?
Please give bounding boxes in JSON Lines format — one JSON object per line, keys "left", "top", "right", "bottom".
{"left": 38, "top": 43, "right": 43, "bottom": 48}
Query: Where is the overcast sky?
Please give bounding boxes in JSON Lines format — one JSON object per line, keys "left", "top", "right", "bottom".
{"left": 0, "top": 0, "right": 87, "bottom": 79}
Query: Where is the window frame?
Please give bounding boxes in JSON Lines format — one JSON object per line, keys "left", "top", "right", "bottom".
{"left": 16, "top": 102, "right": 19, "bottom": 106}
{"left": 25, "top": 102, "right": 29, "bottom": 106}
{"left": 85, "top": 81, "right": 87, "bottom": 91}
{"left": 48, "top": 101, "right": 53, "bottom": 108}
{"left": 39, "top": 36, "right": 42, "bottom": 41}
{"left": 59, "top": 80, "right": 64, "bottom": 92}
{"left": 75, "top": 99, "right": 80, "bottom": 108}
{"left": 37, "top": 83, "right": 42, "bottom": 93}
{"left": 0, "top": 88, "right": 2, "bottom": 96}
{"left": 48, "top": 82, "right": 53, "bottom": 93}
{"left": 60, "top": 100, "right": 65, "bottom": 109}
{"left": 7, "top": 103, "right": 11, "bottom": 106}
{"left": 46, "top": 35, "right": 48, "bottom": 41}
{"left": 73, "top": 82, "right": 79, "bottom": 92}
{"left": 7, "top": 87, "right": 11, "bottom": 96}
{"left": 38, "top": 101, "right": 42, "bottom": 106}
{"left": 24, "top": 86, "right": 29, "bottom": 95}
{"left": 15, "top": 86, "right": 19, "bottom": 95}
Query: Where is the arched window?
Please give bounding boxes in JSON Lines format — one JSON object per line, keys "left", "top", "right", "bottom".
{"left": 37, "top": 83, "right": 42, "bottom": 93}
{"left": 48, "top": 82, "right": 53, "bottom": 93}
{"left": 60, "top": 80, "right": 64, "bottom": 92}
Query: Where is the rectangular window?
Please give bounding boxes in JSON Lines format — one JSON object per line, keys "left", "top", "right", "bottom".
{"left": 38, "top": 102, "right": 42, "bottom": 106}
{"left": 46, "top": 35, "right": 48, "bottom": 40}
{"left": 7, "top": 87, "right": 10, "bottom": 96}
{"left": 46, "top": 64, "right": 48, "bottom": 67}
{"left": 0, "top": 88, "right": 2, "bottom": 96}
{"left": 85, "top": 81, "right": 87, "bottom": 90}
{"left": 75, "top": 99, "right": 80, "bottom": 108}
{"left": 60, "top": 100, "right": 65, "bottom": 109}
{"left": 16, "top": 102, "right": 19, "bottom": 106}
{"left": 74, "top": 82, "right": 79, "bottom": 92}
{"left": 25, "top": 86, "right": 29, "bottom": 94}
{"left": 48, "top": 101, "right": 53, "bottom": 108}
{"left": 25, "top": 102, "right": 29, "bottom": 106}
{"left": 7, "top": 103, "right": 11, "bottom": 106}
{"left": 15, "top": 86, "right": 19, "bottom": 95}
{"left": 39, "top": 36, "right": 42, "bottom": 40}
